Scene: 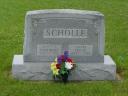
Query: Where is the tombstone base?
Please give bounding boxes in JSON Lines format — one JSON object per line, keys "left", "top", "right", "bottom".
{"left": 12, "top": 55, "right": 116, "bottom": 80}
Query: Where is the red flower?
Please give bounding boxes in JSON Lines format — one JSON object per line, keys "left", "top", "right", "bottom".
{"left": 66, "top": 58, "right": 73, "bottom": 63}
{"left": 56, "top": 64, "right": 61, "bottom": 69}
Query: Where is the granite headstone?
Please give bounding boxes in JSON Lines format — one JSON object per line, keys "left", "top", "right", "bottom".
{"left": 12, "top": 9, "right": 116, "bottom": 80}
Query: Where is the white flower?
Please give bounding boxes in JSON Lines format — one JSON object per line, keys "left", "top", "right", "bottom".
{"left": 65, "top": 62, "right": 73, "bottom": 70}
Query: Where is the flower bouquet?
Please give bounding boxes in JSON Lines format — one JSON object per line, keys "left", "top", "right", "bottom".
{"left": 50, "top": 51, "right": 76, "bottom": 83}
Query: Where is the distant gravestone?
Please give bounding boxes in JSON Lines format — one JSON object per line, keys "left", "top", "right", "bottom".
{"left": 12, "top": 9, "right": 116, "bottom": 80}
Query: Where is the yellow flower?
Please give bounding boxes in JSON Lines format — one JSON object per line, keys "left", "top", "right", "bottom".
{"left": 51, "top": 62, "right": 56, "bottom": 70}
{"left": 54, "top": 58, "right": 57, "bottom": 64}
{"left": 51, "top": 61, "right": 59, "bottom": 75}
{"left": 53, "top": 68, "right": 59, "bottom": 75}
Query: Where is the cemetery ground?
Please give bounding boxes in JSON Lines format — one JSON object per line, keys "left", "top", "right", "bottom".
{"left": 0, "top": 0, "right": 128, "bottom": 96}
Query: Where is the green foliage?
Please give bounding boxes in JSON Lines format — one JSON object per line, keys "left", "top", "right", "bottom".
{"left": 0, "top": 0, "right": 128, "bottom": 96}
{"left": 60, "top": 62, "right": 68, "bottom": 75}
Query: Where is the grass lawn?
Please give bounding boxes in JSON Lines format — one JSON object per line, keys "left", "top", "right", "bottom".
{"left": 0, "top": 0, "right": 128, "bottom": 96}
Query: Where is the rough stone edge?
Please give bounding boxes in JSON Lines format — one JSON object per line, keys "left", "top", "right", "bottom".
{"left": 12, "top": 55, "right": 116, "bottom": 80}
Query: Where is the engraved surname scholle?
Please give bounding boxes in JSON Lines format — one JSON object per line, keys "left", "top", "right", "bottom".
{"left": 43, "top": 28, "right": 88, "bottom": 38}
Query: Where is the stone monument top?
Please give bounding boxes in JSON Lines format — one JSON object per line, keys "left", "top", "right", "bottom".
{"left": 23, "top": 9, "right": 105, "bottom": 63}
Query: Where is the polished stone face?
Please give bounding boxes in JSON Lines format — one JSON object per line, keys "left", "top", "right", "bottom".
{"left": 23, "top": 9, "right": 105, "bottom": 62}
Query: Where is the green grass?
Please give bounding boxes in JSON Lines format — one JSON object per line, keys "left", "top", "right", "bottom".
{"left": 0, "top": 0, "right": 128, "bottom": 96}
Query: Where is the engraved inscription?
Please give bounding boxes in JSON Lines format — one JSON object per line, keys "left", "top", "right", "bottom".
{"left": 37, "top": 44, "right": 61, "bottom": 56}
{"left": 68, "top": 45, "right": 93, "bottom": 56}
{"left": 43, "top": 28, "right": 88, "bottom": 38}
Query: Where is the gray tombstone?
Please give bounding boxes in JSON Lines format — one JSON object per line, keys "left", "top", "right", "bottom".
{"left": 12, "top": 9, "right": 116, "bottom": 80}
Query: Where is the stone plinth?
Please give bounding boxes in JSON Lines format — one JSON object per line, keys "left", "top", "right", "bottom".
{"left": 12, "top": 55, "right": 116, "bottom": 80}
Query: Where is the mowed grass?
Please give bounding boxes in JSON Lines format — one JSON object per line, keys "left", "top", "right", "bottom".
{"left": 0, "top": 0, "right": 128, "bottom": 96}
